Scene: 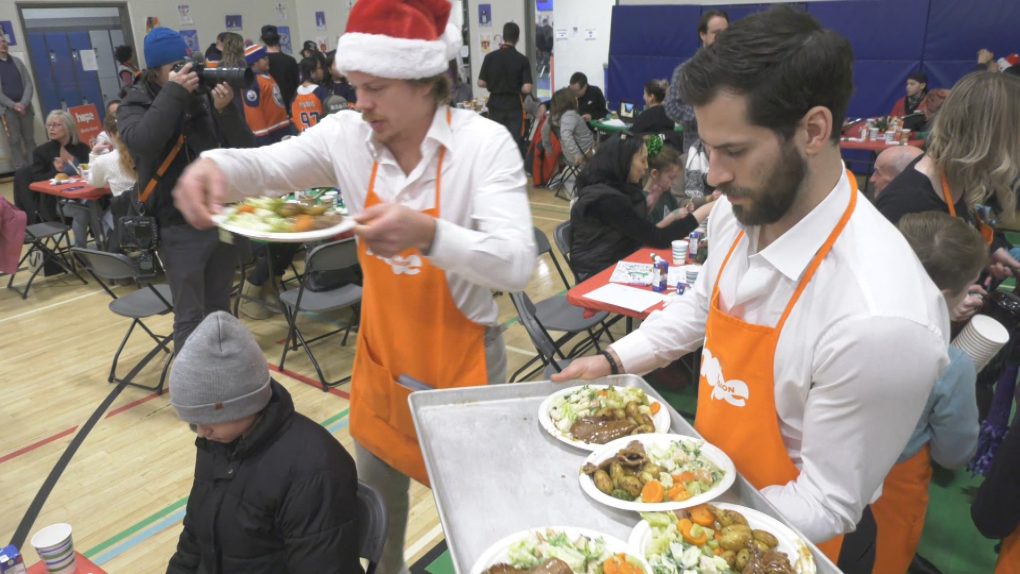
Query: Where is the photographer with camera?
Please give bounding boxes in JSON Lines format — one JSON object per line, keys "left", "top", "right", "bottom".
{"left": 118, "top": 27, "right": 256, "bottom": 352}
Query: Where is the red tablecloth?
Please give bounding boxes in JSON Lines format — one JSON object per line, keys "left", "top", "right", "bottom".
{"left": 29, "top": 178, "right": 111, "bottom": 201}
{"left": 567, "top": 247, "right": 674, "bottom": 320}
{"left": 27, "top": 552, "right": 106, "bottom": 574}
{"left": 839, "top": 139, "right": 924, "bottom": 152}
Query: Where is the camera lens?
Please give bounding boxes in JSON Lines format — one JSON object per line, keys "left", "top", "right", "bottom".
{"left": 200, "top": 67, "right": 254, "bottom": 90}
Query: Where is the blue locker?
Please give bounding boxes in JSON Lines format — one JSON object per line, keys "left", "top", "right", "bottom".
{"left": 67, "top": 31, "right": 104, "bottom": 118}
{"left": 45, "top": 33, "right": 81, "bottom": 110}
{"left": 27, "top": 32, "right": 60, "bottom": 114}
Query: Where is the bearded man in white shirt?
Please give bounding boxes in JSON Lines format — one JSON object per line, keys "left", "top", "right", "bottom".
{"left": 171, "top": 1, "right": 536, "bottom": 573}
{"left": 554, "top": 7, "right": 949, "bottom": 574}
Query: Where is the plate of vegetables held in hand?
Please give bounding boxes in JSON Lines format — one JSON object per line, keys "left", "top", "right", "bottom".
{"left": 628, "top": 503, "right": 816, "bottom": 574}
{"left": 471, "top": 527, "right": 652, "bottom": 574}
{"left": 539, "top": 385, "right": 672, "bottom": 452}
{"left": 579, "top": 435, "right": 735, "bottom": 513}
{"left": 212, "top": 197, "right": 355, "bottom": 243}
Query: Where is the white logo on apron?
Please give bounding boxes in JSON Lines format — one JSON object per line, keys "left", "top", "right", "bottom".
{"left": 367, "top": 248, "right": 422, "bottom": 275}
{"left": 701, "top": 347, "right": 750, "bottom": 407}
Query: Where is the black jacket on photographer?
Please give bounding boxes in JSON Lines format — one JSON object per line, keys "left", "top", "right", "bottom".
{"left": 118, "top": 75, "right": 255, "bottom": 229}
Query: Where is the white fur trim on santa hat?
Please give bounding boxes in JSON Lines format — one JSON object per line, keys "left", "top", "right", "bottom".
{"left": 336, "top": 32, "right": 457, "bottom": 79}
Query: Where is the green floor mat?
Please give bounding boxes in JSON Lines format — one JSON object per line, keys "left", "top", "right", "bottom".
{"left": 419, "top": 543, "right": 454, "bottom": 574}
{"left": 915, "top": 467, "right": 999, "bottom": 572}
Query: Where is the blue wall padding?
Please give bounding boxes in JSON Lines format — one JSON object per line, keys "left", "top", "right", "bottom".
{"left": 923, "top": 0, "right": 1020, "bottom": 61}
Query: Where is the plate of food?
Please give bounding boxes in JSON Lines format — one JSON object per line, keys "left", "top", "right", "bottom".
{"left": 628, "top": 503, "right": 816, "bottom": 574}
{"left": 212, "top": 197, "right": 354, "bottom": 242}
{"left": 49, "top": 174, "right": 80, "bottom": 184}
{"left": 579, "top": 435, "right": 734, "bottom": 512}
{"left": 538, "top": 385, "right": 671, "bottom": 451}
{"left": 470, "top": 527, "right": 652, "bottom": 574}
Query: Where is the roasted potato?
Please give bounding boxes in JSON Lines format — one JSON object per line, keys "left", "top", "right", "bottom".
{"left": 612, "top": 408, "right": 627, "bottom": 420}
{"left": 595, "top": 406, "right": 615, "bottom": 419}
{"left": 753, "top": 529, "right": 779, "bottom": 548}
{"left": 625, "top": 401, "right": 641, "bottom": 419}
{"left": 617, "top": 475, "right": 643, "bottom": 497}
{"left": 735, "top": 548, "right": 751, "bottom": 570}
{"left": 710, "top": 505, "right": 749, "bottom": 528}
{"left": 276, "top": 203, "right": 301, "bottom": 217}
{"left": 719, "top": 528, "right": 753, "bottom": 551}
{"left": 753, "top": 540, "right": 770, "bottom": 553}
{"left": 721, "top": 524, "right": 752, "bottom": 537}
{"left": 593, "top": 470, "right": 613, "bottom": 495}
{"left": 610, "top": 462, "right": 625, "bottom": 484}
{"left": 719, "top": 550, "right": 736, "bottom": 568}
{"left": 638, "top": 472, "right": 654, "bottom": 484}
{"left": 641, "top": 463, "right": 663, "bottom": 476}
{"left": 632, "top": 424, "right": 654, "bottom": 434}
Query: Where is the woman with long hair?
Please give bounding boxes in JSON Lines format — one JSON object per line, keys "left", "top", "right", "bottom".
{"left": 569, "top": 134, "right": 710, "bottom": 280}
{"left": 219, "top": 32, "right": 246, "bottom": 69}
{"left": 12, "top": 110, "right": 91, "bottom": 224}
{"left": 876, "top": 72, "right": 1020, "bottom": 320}
{"left": 542, "top": 87, "right": 594, "bottom": 165}
{"left": 642, "top": 138, "right": 717, "bottom": 226}
{"left": 87, "top": 113, "right": 136, "bottom": 196}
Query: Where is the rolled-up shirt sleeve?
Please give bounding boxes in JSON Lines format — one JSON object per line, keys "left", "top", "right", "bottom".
{"left": 426, "top": 130, "right": 536, "bottom": 292}
{"left": 761, "top": 316, "right": 947, "bottom": 543}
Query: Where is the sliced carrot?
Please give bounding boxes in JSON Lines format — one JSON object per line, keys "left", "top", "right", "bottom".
{"left": 650, "top": 402, "right": 662, "bottom": 415}
{"left": 675, "top": 490, "right": 693, "bottom": 501}
{"left": 292, "top": 215, "right": 316, "bottom": 232}
{"left": 236, "top": 204, "right": 255, "bottom": 214}
{"left": 714, "top": 548, "right": 723, "bottom": 556}
{"left": 680, "top": 519, "right": 708, "bottom": 546}
{"left": 676, "top": 471, "right": 696, "bottom": 484}
{"left": 689, "top": 504, "right": 715, "bottom": 527}
{"left": 603, "top": 555, "right": 642, "bottom": 574}
{"left": 641, "top": 480, "right": 665, "bottom": 504}
{"left": 667, "top": 484, "right": 688, "bottom": 502}
{"left": 715, "top": 531, "right": 722, "bottom": 542}
{"left": 597, "top": 390, "right": 608, "bottom": 397}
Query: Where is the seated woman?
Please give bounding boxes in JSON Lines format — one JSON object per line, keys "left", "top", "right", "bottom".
{"left": 13, "top": 110, "right": 91, "bottom": 224}
{"left": 85, "top": 113, "right": 138, "bottom": 249}
{"left": 630, "top": 80, "right": 680, "bottom": 149}
{"left": 569, "top": 134, "right": 712, "bottom": 281}
{"left": 642, "top": 137, "right": 716, "bottom": 226}
{"left": 542, "top": 87, "right": 593, "bottom": 166}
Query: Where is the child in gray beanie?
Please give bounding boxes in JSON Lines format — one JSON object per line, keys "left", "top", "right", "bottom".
{"left": 167, "top": 312, "right": 363, "bottom": 574}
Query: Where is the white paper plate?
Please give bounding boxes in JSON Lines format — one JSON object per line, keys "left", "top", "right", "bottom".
{"left": 538, "top": 385, "right": 672, "bottom": 452}
{"left": 470, "top": 526, "right": 652, "bottom": 574}
{"left": 212, "top": 207, "right": 356, "bottom": 243}
{"left": 628, "top": 503, "right": 816, "bottom": 574}
{"left": 48, "top": 178, "right": 81, "bottom": 185}
{"left": 579, "top": 434, "right": 735, "bottom": 512}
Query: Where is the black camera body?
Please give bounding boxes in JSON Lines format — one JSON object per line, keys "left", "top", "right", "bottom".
{"left": 120, "top": 216, "right": 159, "bottom": 277}
{"left": 172, "top": 57, "right": 254, "bottom": 94}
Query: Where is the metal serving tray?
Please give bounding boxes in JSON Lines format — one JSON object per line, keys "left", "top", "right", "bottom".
{"left": 409, "top": 375, "right": 841, "bottom": 573}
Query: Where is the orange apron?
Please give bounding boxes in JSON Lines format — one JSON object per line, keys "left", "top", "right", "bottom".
{"left": 942, "top": 176, "right": 994, "bottom": 247}
{"left": 998, "top": 529, "right": 1020, "bottom": 574}
{"left": 349, "top": 109, "right": 490, "bottom": 486}
{"left": 871, "top": 444, "right": 933, "bottom": 574}
{"left": 695, "top": 172, "right": 859, "bottom": 564}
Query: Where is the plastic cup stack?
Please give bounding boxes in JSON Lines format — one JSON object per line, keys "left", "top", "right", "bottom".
{"left": 672, "top": 240, "right": 689, "bottom": 265}
{"left": 951, "top": 315, "right": 1010, "bottom": 372}
{"left": 31, "top": 523, "right": 76, "bottom": 573}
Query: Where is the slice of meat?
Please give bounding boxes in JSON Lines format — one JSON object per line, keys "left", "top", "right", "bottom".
{"left": 482, "top": 564, "right": 524, "bottom": 574}
{"left": 570, "top": 418, "right": 637, "bottom": 444}
{"left": 617, "top": 440, "right": 647, "bottom": 467}
{"left": 531, "top": 558, "right": 573, "bottom": 574}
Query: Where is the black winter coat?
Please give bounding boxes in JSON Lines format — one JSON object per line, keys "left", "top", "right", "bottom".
{"left": 167, "top": 381, "right": 363, "bottom": 574}
{"left": 118, "top": 79, "right": 255, "bottom": 228}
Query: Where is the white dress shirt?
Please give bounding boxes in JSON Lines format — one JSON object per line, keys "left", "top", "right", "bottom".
{"left": 612, "top": 167, "right": 950, "bottom": 543}
{"left": 202, "top": 107, "right": 536, "bottom": 325}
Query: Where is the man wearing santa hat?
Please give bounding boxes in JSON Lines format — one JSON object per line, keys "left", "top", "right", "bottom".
{"left": 172, "top": 1, "right": 535, "bottom": 572}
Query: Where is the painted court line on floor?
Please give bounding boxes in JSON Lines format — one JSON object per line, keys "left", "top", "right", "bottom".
{"left": 531, "top": 215, "right": 568, "bottom": 223}
{"left": 405, "top": 524, "right": 445, "bottom": 562}
{"left": 268, "top": 364, "right": 352, "bottom": 400}
{"left": 0, "top": 288, "right": 109, "bottom": 325}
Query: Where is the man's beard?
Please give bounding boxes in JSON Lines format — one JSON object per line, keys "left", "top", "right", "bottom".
{"left": 720, "top": 142, "right": 807, "bottom": 227}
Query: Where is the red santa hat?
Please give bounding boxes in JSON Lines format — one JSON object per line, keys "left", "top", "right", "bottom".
{"left": 335, "top": 0, "right": 462, "bottom": 79}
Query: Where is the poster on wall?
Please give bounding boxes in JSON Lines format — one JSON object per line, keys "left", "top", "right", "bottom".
{"left": 315, "top": 36, "right": 328, "bottom": 53}
{"left": 555, "top": 28, "right": 567, "bottom": 40}
{"left": 278, "top": 26, "right": 293, "bottom": 55}
{"left": 79, "top": 49, "right": 98, "bottom": 71}
{"left": 479, "top": 33, "right": 492, "bottom": 54}
{"left": 180, "top": 30, "right": 200, "bottom": 54}
{"left": 536, "top": 0, "right": 553, "bottom": 11}
{"left": 146, "top": 17, "right": 161, "bottom": 33}
{"left": 315, "top": 11, "right": 327, "bottom": 31}
{"left": 69, "top": 104, "right": 102, "bottom": 148}
{"left": 178, "top": 5, "right": 193, "bottom": 25}
{"left": 571, "top": 26, "right": 578, "bottom": 37}
{"left": 478, "top": 4, "right": 492, "bottom": 27}
{"left": 275, "top": 4, "right": 288, "bottom": 22}
{"left": 225, "top": 15, "right": 242, "bottom": 31}
{"left": 0, "top": 21, "right": 15, "bottom": 45}
{"left": 584, "top": 28, "right": 597, "bottom": 40}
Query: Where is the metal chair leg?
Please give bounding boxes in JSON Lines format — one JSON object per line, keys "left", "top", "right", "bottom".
{"left": 110, "top": 320, "right": 138, "bottom": 382}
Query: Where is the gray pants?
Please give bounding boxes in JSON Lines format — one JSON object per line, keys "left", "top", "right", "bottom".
{"left": 157, "top": 225, "right": 236, "bottom": 352}
{"left": 354, "top": 327, "right": 506, "bottom": 574}
{"left": 3, "top": 105, "right": 36, "bottom": 170}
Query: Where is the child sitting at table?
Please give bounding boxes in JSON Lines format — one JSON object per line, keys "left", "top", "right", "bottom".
{"left": 87, "top": 113, "right": 137, "bottom": 197}
{"left": 642, "top": 137, "right": 718, "bottom": 227}
{"left": 167, "top": 312, "right": 363, "bottom": 574}
{"left": 870, "top": 211, "right": 985, "bottom": 574}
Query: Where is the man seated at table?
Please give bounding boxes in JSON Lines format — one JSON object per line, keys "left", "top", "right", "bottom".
{"left": 870, "top": 146, "right": 923, "bottom": 199}
{"left": 569, "top": 72, "right": 607, "bottom": 124}
{"left": 554, "top": 8, "right": 949, "bottom": 573}
{"left": 891, "top": 72, "right": 928, "bottom": 117}
{"left": 12, "top": 110, "right": 91, "bottom": 224}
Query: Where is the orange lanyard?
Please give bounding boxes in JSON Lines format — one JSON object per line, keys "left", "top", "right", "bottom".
{"left": 940, "top": 175, "right": 957, "bottom": 217}
{"left": 942, "top": 174, "right": 994, "bottom": 246}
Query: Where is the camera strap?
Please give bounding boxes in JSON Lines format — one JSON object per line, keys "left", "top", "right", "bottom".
{"left": 139, "top": 134, "right": 187, "bottom": 204}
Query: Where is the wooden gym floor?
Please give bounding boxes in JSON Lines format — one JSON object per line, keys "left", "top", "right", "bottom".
{"left": 0, "top": 180, "right": 614, "bottom": 572}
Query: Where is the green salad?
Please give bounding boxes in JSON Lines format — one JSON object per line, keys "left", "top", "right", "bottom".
{"left": 548, "top": 386, "right": 656, "bottom": 434}
{"left": 484, "top": 529, "right": 646, "bottom": 574}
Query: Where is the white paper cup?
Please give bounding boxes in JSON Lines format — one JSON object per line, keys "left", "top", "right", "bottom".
{"left": 31, "top": 523, "right": 77, "bottom": 573}
{"left": 952, "top": 315, "right": 1009, "bottom": 372}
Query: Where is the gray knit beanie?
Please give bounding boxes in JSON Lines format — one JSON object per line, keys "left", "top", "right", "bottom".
{"left": 170, "top": 312, "right": 272, "bottom": 425}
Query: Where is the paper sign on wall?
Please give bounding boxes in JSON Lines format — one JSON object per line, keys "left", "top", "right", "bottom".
{"left": 79, "top": 49, "right": 98, "bottom": 71}
{"left": 571, "top": 26, "right": 579, "bottom": 37}
{"left": 584, "top": 28, "right": 597, "bottom": 40}
{"left": 479, "top": 4, "right": 492, "bottom": 27}
{"left": 315, "top": 36, "right": 328, "bottom": 53}
{"left": 278, "top": 26, "right": 293, "bottom": 54}
{"left": 480, "top": 33, "right": 492, "bottom": 53}
{"left": 315, "top": 11, "right": 327, "bottom": 31}
{"left": 0, "top": 21, "right": 16, "bottom": 46}
{"left": 275, "top": 4, "right": 288, "bottom": 22}
{"left": 555, "top": 28, "right": 567, "bottom": 40}
{"left": 69, "top": 104, "right": 102, "bottom": 148}
{"left": 178, "top": 5, "right": 193, "bottom": 25}
{"left": 180, "top": 30, "right": 200, "bottom": 54}
{"left": 226, "top": 15, "right": 242, "bottom": 31}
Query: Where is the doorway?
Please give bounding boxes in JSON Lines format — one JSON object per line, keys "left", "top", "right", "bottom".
{"left": 17, "top": 3, "right": 134, "bottom": 124}
{"left": 531, "top": 0, "right": 553, "bottom": 99}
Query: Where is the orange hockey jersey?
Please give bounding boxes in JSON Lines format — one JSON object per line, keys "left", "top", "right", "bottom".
{"left": 242, "top": 73, "right": 291, "bottom": 138}
{"left": 291, "top": 84, "right": 330, "bottom": 133}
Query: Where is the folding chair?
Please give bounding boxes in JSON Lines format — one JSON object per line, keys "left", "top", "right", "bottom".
{"left": 231, "top": 235, "right": 259, "bottom": 317}
{"left": 7, "top": 221, "right": 85, "bottom": 299}
{"left": 509, "top": 292, "right": 580, "bottom": 380}
{"left": 553, "top": 221, "right": 575, "bottom": 279}
{"left": 549, "top": 123, "right": 583, "bottom": 201}
{"left": 72, "top": 248, "right": 175, "bottom": 394}
{"left": 357, "top": 482, "right": 388, "bottom": 574}
{"left": 279, "top": 239, "right": 363, "bottom": 391}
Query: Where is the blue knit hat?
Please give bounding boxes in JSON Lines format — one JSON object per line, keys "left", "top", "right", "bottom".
{"left": 245, "top": 44, "right": 267, "bottom": 66}
{"left": 144, "top": 28, "right": 188, "bottom": 69}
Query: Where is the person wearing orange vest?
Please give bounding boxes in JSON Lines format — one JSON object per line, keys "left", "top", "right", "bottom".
{"left": 290, "top": 57, "right": 329, "bottom": 134}
{"left": 242, "top": 45, "right": 292, "bottom": 146}
{"left": 553, "top": 8, "right": 950, "bottom": 574}
{"left": 169, "top": 2, "right": 536, "bottom": 574}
